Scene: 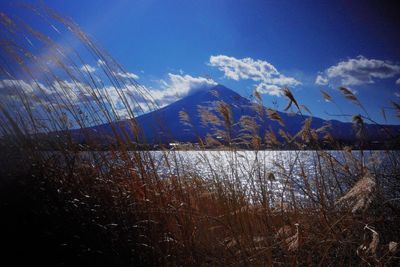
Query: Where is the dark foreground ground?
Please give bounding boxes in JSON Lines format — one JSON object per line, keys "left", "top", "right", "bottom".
{"left": 1, "top": 149, "right": 400, "bottom": 266}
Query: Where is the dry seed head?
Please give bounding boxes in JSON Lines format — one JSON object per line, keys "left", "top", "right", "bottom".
{"left": 368, "top": 231, "right": 379, "bottom": 255}
{"left": 320, "top": 90, "right": 332, "bottom": 102}
{"left": 282, "top": 87, "right": 300, "bottom": 111}
{"left": 388, "top": 241, "right": 398, "bottom": 254}
{"left": 279, "top": 129, "right": 291, "bottom": 143}
{"left": 339, "top": 87, "right": 358, "bottom": 104}
{"left": 251, "top": 136, "right": 261, "bottom": 148}
{"left": 286, "top": 232, "right": 299, "bottom": 252}
{"left": 239, "top": 115, "right": 258, "bottom": 134}
{"left": 392, "top": 101, "right": 400, "bottom": 118}
{"left": 253, "top": 89, "right": 262, "bottom": 103}
{"left": 179, "top": 110, "right": 192, "bottom": 127}
{"left": 267, "top": 108, "right": 284, "bottom": 126}
{"left": 216, "top": 101, "right": 232, "bottom": 128}
{"left": 275, "top": 225, "right": 293, "bottom": 239}
{"left": 300, "top": 104, "right": 312, "bottom": 115}
{"left": 336, "top": 170, "right": 376, "bottom": 213}
{"left": 198, "top": 105, "right": 222, "bottom": 127}
{"left": 352, "top": 114, "right": 363, "bottom": 125}
{"left": 251, "top": 103, "right": 265, "bottom": 117}
{"left": 352, "top": 114, "right": 365, "bottom": 139}
{"left": 298, "top": 118, "right": 312, "bottom": 142}
{"left": 357, "top": 225, "right": 380, "bottom": 259}
{"left": 316, "top": 122, "right": 331, "bottom": 133}
{"left": 265, "top": 129, "right": 280, "bottom": 147}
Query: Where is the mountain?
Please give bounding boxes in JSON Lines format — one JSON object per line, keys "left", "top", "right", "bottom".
{"left": 70, "top": 84, "right": 400, "bottom": 148}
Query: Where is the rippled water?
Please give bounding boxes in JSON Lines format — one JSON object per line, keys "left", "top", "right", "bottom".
{"left": 70, "top": 150, "right": 390, "bottom": 180}
{"left": 148, "top": 150, "right": 375, "bottom": 177}
{"left": 45, "top": 149, "right": 397, "bottom": 200}
{"left": 140, "top": 150, "right": 393, "bottom": 197}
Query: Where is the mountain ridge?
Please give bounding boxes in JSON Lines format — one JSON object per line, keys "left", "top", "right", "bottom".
{"left": 70, "top": 84, "right": 400, "bottom": 148}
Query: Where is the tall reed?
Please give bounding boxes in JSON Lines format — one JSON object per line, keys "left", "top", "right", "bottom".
{"left": 0, "top": 4, "right": 399, "bottom": 266}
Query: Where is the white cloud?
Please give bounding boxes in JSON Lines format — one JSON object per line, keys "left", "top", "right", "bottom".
{"left": 396, "top": 78, "right": 400, "bottom": 85}
{"left": 0, "top": 70, "right": 218, "bottom": 131}
{"left": 0, "top": 79, "right": 45, "bottom": 96}
{"left": 315, "top": 55, "right": 400, "bottom": 86}
{"left": 315, "top": 75, "right": 329, "bottom": 85}
{"left": 80, "top": 64, "right": 96, "bottom": 73}
{"left": 96, "top": 59, "right": 140, "bottom": 80}
{"left": 97, "top": 59, "right": 106, "bottom": 66}
{"left": 395, "top": 92, "right": 400, "bottom": 98}
{"left": 254, "top": 83, "right": 282, "bottom": 96}
{"left": 113, "top": 71, "right": 139, "bottom": 80}
{"left": 150, "top": 73, "right": 217, "bottom": 106}
{"left": 0, "top": 72, "right": 216, "bottom": 124}
{"left": 0, "top": 78, "right": 154, "bottom": 130}
{"left": 209, "top": 55, "right": 301, "bottom": 96}
{"left": 209, "top": 55, "right": 278, "bottom": 81}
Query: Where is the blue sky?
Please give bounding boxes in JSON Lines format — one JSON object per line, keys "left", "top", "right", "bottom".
{"left": 2, "top": 0, "right": 400, "bottom": 124}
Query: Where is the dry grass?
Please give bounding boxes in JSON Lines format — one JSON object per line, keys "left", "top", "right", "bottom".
{"left": 0, "top": 4, "right": 400, "bottom": 267}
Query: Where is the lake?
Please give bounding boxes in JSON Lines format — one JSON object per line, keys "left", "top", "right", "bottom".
{"left": 43, "top": 149, "right": 399, "bottom": 202}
